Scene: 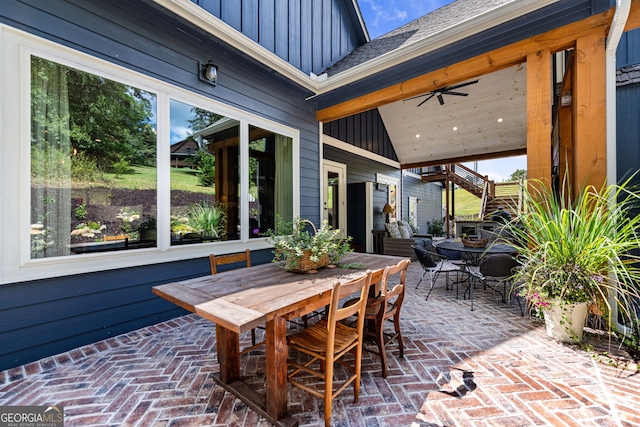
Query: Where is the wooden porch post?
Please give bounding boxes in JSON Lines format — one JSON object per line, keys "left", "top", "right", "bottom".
{"left": 573, "top": 28, "right": 607, "bottom": 192}
{"left": 445, "top": 175, "right": 450, "bottom": 238}
{"left": 526, "top": 48, "right": 552, "bottom": 186}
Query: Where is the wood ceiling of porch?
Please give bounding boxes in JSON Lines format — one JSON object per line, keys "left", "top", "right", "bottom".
{"left": 316, "top": 8, "right": 620, "bottom": 169}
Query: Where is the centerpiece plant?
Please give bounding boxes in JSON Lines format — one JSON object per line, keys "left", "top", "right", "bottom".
{"left": 506, "top": 176, "right": 640, "bottom": 342}
{"left": 265, "top": 217, "right": 352, "bottom": 273}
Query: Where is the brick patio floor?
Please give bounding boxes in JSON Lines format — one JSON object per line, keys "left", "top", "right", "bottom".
{"left": 1, "top": 262, "right": 639, "bottom": 426}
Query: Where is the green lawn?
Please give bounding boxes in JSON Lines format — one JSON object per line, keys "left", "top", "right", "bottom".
{"left": 109, "top": 166, "right": 482, "bottom": 215}
{"left": 443, "top": 188, "right": 481, "bottom": 217}
{"left": 107, "top": 165, "right": 215, "bottom": 194}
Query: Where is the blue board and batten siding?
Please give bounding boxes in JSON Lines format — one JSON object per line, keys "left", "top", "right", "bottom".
{"left": 617, "top": 30, "right": 640, "bottom": 68}
{"left": 324, "top": 109, "right": 441, "bottom": 230}
{"left": 324, "top": 109, "right": 399, "bottom": 161}
{"left": 191, "top": 0, "right": 367, "bottom": 76}
{"left": 617, "top": 82, "right": 640, "bottom": 183}
{"left": 0, "top": 0, "right": 321, "bottom": 371}
{"left": 616, "top": 31, "right": 640, "bottom": 184}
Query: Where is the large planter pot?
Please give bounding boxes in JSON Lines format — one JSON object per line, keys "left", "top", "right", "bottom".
{"left": 542, "top": 301, "right": 588, "bottom": 343}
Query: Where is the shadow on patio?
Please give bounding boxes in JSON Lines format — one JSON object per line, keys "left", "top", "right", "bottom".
{"left": 1, "top": 262, "right": 639, "bottom": 426}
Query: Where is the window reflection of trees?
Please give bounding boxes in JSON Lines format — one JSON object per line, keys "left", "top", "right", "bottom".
{"left": 30, "top": 56, "right": 295, "bottom": 257}
{"left": 30, "top": 56, "right": 157, "bottom": 258}
{"left": 170, "top": 101, "right": 238, "bottom": 244}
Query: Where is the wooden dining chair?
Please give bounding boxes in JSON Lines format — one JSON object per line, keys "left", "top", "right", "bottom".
{"left": 342, "top": 259, "right": 410, "bottom": 378}
{"left": 286, "top": 270, "right": 372, "bottom": 427}
{"left": 209, "top": 249, "right": 261, "bottom": 352}
{"left": 366, "top": 259, "right": 410, "bottom": 378}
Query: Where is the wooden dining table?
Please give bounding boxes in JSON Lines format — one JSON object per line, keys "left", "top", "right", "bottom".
{"left": 152, "top": 252, "right": 406, "bottom": 427}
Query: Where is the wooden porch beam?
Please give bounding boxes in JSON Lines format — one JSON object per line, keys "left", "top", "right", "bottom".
{"left": 316, "top": 9, "right": 614, "bottom": 123}
{"left": 401, "top": 148, "right": 526, "bottom": 169}
{"left": 624, "top": 0, "right": 640, "bottom": 32}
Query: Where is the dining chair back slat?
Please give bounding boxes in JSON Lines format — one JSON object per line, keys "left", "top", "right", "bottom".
{"left": 209, "top": 249, "right": 251, "bottom": 275}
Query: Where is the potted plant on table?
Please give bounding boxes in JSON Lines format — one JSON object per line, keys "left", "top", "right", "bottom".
{"left": 265, "top": 217, "right": 352, "bottom": 273}
{"left": 506, "top": 176, "right": 640, "bottom": 343}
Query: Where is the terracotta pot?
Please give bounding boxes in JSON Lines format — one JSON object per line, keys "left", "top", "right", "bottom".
{"left": 542, "top": 301, "right": 588, "bottom": 343}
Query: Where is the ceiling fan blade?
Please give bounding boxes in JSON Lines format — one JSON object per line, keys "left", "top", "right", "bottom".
{"left": 437, "top": 94, "right": 445, "bottom": 105}
{"left": 417, "top": 93, "right": 435, "bottom": 107}
{"left": 445, "top": 79, "right": 479, "bottom": 91}
{"left": 443, "top": 91, "right": 469, "bottom": 97}
{"left": 405, "top": 92, "right": 431, "bottom": 102}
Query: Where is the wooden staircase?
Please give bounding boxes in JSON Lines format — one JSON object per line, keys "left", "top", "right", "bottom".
{"left": 419, "top": 163, "right": 522, "bottom": 219}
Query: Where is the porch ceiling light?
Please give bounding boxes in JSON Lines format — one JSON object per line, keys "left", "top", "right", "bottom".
{"left": 199, "top": 60, "right": 219, "bottom": 86}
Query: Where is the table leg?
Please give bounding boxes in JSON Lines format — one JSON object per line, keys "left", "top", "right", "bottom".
{"left": 266, "top": 316, "right": 288, "bottom": 420}
{"left": 215, "top": 324, "right": 240, "bottom": 383}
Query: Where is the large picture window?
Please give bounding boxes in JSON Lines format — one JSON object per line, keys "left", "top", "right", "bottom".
{"left": 30, "top": 56, "right": 157, "bottom": 258}
{"left": 26, "top": 54, "right": 296, "bottom": 261}
{"left": 169, "top": 100, "right": 239, "bottom": 244}
{"left": 248, "top": 125, "right": 293, "bottom": 238}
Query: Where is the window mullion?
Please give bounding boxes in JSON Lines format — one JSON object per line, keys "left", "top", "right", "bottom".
{"left": 156, "top": 92, "right": 171, "bottom": 250}
{"left": 240, "top": 120, "right": 249, "bottom": 242}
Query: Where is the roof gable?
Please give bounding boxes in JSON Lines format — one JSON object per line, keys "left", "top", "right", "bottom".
{"left": 324, "top": 0, "right": 517, "bottom": 75}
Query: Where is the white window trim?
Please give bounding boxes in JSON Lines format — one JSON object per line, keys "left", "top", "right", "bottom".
{"left": 376, "top": 173, "right": 400, "bottom": 218}
{"left": 0, "top": 25, "right": 300, "bottom": 284}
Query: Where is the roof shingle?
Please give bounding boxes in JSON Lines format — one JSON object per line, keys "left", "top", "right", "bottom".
{"left": 617, "top": 64, "right": 640, "bottom": 86}
{"left": 323, "top": 0, "right": 516, "bottom": 75}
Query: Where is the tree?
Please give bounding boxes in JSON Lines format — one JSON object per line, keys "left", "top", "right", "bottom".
{"left": 194, "top": 150, "right": 215, "bottom": 187}
{"left": 187, "top": 107, "right": 224, "bottom": 134}
{"left": 32, "top": 57, "right": 157, "bottom": 169}
{"left": 66, "top": 69, "right": 156, "bottom": 168}
{"left": 509, "top": 169, "right": 527, "bottom": 181}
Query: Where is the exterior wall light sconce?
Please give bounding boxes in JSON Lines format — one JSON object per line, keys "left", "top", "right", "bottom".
{"left": 199, "top": 60, "right": 218, "bottom": 86}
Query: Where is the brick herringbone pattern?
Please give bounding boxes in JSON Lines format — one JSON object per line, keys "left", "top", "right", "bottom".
{"left": 1, "top": 262, "right": 639, "bottom": 426}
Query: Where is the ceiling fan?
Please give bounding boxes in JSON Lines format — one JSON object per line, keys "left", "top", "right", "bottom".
{"left": 406, "top": 79, "right": 479, "bottom": 106}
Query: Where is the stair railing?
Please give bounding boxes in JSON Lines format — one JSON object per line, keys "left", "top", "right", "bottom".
{"left": 449, "top": 163, "right": 494, "bottom": 196}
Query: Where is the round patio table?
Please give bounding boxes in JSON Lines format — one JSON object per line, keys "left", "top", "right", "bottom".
{"left": 436, "top": 239, "right": 517, "bottom": 265}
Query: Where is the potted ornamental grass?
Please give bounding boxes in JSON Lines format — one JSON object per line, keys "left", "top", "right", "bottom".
{"left": 265, "top": 217, "right": 352, "bottom": 273}
{"left": 506, "top": 176, "right": 640, "bottom": 343}
{"left": 186, "top": 202, "right": 227, "bottom": 240}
